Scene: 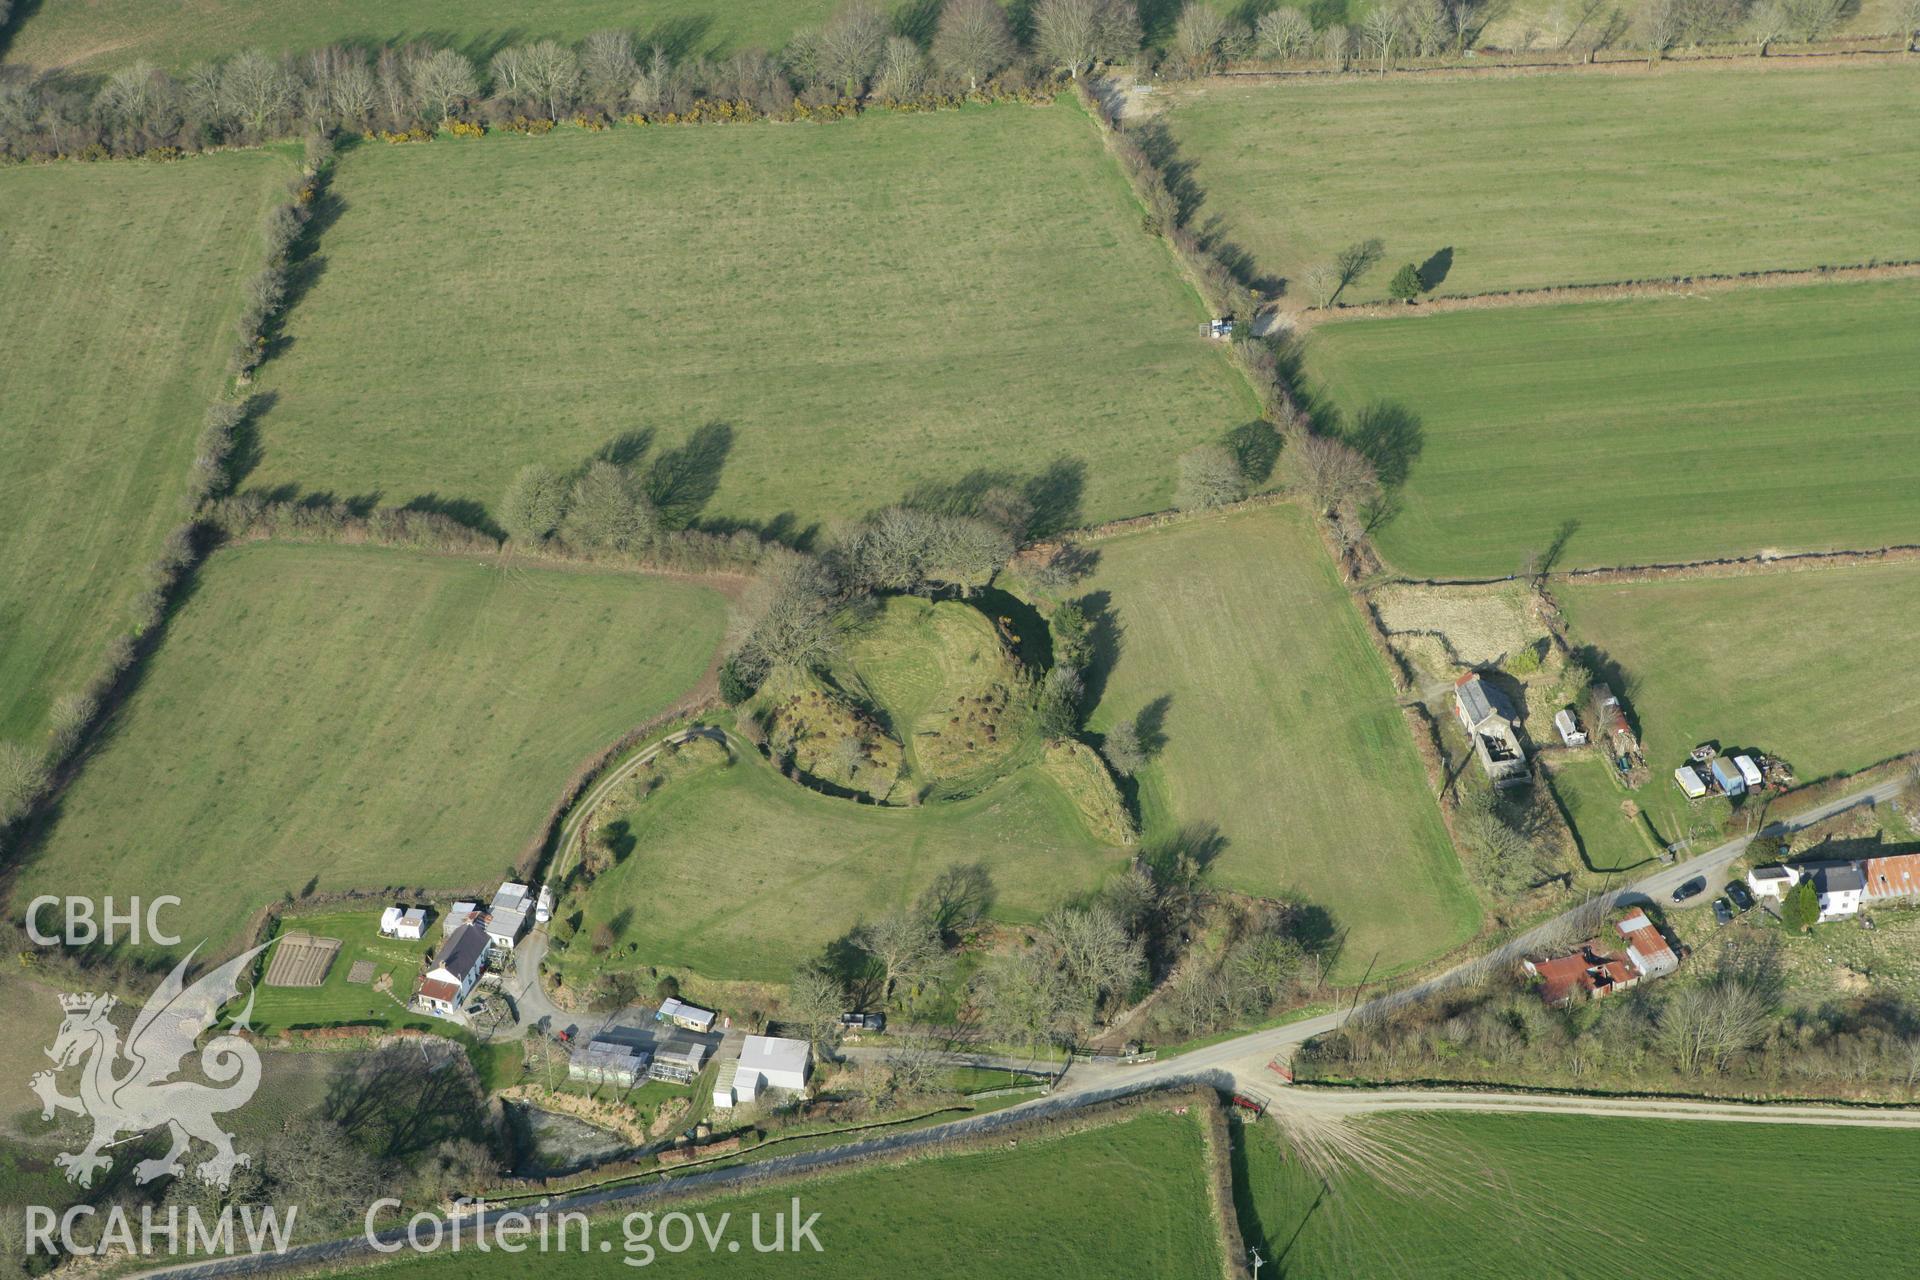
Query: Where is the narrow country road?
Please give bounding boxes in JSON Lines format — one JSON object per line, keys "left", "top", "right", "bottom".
{"left": 128, "top": 778, "right": 1913, "bottom": 1280}
{"left": 1068, "top": 772, "right": 1908, "bottom": 1094}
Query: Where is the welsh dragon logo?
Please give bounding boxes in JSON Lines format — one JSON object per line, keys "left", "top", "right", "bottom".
{"left": 29, "top": 943, "right": 269, "bottom": 1189}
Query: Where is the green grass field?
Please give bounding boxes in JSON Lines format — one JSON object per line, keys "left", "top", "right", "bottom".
{"left": 14, "top": 541, "right": 725, "bottom": 954}
{"left": 1164, "top": 62, "right": 1920, "bottom": 302}
{"left": 356, "top": 1108, "right": 1222, "bottom": 1278}
{"left": 1, "top": 0, "right": 835, "bottom": 71}
{"left": 1303, "top": 279, "right": 1920, "bottom": 577}
{"left": 1234, "top": 1111, "right": 1920, "bottom": 1278}
{"left": 0, "top": 151, "right": 291, "bottom": 740}
{"left": 249, "top": 105, "right": 1253, "bottom": 536}
{"left": 1560, "top": 561, "right": 1920, "bottom": 834}
{"left": 1080, "top": 504, "right": 1481, "bottom": 980}
{"left": 562, "top": 743, "right": 1127, "bottom": 983}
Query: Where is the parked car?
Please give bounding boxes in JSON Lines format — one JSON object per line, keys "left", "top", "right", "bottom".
{"left": 1711, "top": 897, "right": 1734, "bottom": 926}
{"left": 1673, "top": 877, "right": 1707, "bottom": 903}
{"left": 1726, "top": 881, "right": 1754, "bottom": 912}
{"left": 839, "top": 1011, "right": 886, "bottom": 1032}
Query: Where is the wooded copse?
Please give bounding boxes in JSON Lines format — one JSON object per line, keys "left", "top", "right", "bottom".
{"left": 0, "top": 0, "right": 1149, "bottom": 162}
{"left": 724, "top": 505, "right": 1022, "bottom": 700}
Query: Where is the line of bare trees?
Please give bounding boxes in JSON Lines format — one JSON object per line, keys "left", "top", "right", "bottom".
{"left": 1153, "top": 0, "right": 1904, "bottom": 77}
{"left": 0, "top": 0, "right": 1157, "bottom": 163}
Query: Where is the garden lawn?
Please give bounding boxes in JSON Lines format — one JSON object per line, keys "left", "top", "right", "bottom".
{"left": 1, "top": 1, "right": 835, "bottom": 72}
{"left": 1559, "top": 561, "right": 1920, "bottom": 836}
{"left": 250, "top": 104, "right": 1253, "bottom": 534}
{"left": 1547, "top": 756, "right": 1658, "bottom": 876}
{"left": 1304, "top": 279, "right": 1920, "bottom": 576}
{"left": 562, "top": 744, "right": 1128, "bottom": 983}
{"left": 1164, "top": 62, "right": 1920, "bottom": 302}
{"left": 14, "top": 541, "right": 725, "bottom": 955}
{"left": 355, "top": 1108, "right": 1222, "bottom": 1279}
{"left": 0, "top": 150, "right": 291, "bottom": 739}
{"left": 1081, "top": 504, "right": 1481, "bottom": 980}
{"left": 1233, "top": 1111, "right": 1920, "bottom": 1279}
{"left": 248, "top": 908, "right": 442, "bottom": 1034}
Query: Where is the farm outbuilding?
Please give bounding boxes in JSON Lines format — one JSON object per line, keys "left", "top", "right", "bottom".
{"left": 570, "top": 1038, "right": 650, "bottom": 1087}
{"left": 1734, "top": 755, "right": 1763, "bottom": 789}
{"left": 1554, "top": 709, "right": 1587, "bottom": 746}
{"left": 1709, "top": 757, "right": 1745, "bottom": 797}
{"left": 1454, "top": 672, "right": 1528, "bottom": 787}
{"left": 714, "top": 1035, "right": 810, "bottom": 1109}
{"left": 1673, "top": 765, "right": 1708, "bottom": 799}
{"left": 379, "top": 905, "right": 426, "bottom": 940}
{"left": 659, "top": 997, "right": 717, "bottom": 1033}
{"left": 486, "top": 882, "right": 533, "bottom": 950}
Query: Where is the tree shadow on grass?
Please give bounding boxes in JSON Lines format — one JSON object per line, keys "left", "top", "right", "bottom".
{"left": 220, "top": 390, "right": 278, "bottom": 493}
{"left": 646, "top": 421, "right": 732, "bottom": 530}
{"left": 1076, "top": 589, "right": 1124, "bottom": 710}
{"left": 1227, "top": 420, "right": 1283, "bottom": 486}
{"left": 1345, "top": 401, "right": 1424, "bottom": 490}
{"left": 402, "top": 492, "right": 503, "bottom": 540}
{"left": 1418, "top": 246, "right": 1454, "bottom": 292}
{"left": 898, "top": 456, "right": 1085, "bottom": 540}
{"left": 594, "top": 428, "right": 655, "bottom": 469}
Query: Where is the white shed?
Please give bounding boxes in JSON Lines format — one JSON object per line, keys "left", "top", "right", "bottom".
{"left": 1734, "top": 755, "right": 1763, "bottom": 790}
{"left": 1554, "top": 709, "right": 1587, "bottom": 746}
{"left": 1673, "top": 766, "right": 1708, "bottom": 799}
{"left": 379, "top": 905, "right": 425, "bottom": 940}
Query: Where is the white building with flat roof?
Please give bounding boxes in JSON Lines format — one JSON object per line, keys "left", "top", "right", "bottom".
{"left": 713, "top": 1035, "right": 810, "bottom": 1108}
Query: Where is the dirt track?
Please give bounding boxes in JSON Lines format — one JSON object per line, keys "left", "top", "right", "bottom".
{"left": 1278, "top": 1086, "right": 1920, "bottom": 1129}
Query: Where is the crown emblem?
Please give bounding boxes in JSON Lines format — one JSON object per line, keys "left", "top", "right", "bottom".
{"left": 59, "top": 992, "right": 105, "bottom": 1012}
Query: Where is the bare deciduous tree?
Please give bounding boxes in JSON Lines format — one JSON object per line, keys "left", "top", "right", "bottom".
{"left": 407, "top": 47, "right": 478, "bottom": 121}
{"left": 0, "top": 741, "right": 50, "bottom": 824}
{"left": 785, "top": 965, "right": 847, "bottom": 1052}
{"left": 220, "top": 49, "right": 295, "bottom": 134}
{"left": 1359, "top": 5, "right": 1406, "bottom": 72}
{"left": 1174, "top": 442, "right": 1248, "bottom": 510}
{"left": 874, "top": 35, "right": 929, "bottom": 101}
{"left": 732, "top": 552, "right": 844, "bottom": 677}
{"left": 579, "top": 29, "right": 639, "bottom": 106}
{"left": 858, "top": 909, "right": 946, "bottom": 1010}
{"left": 1173, "top": 3, "right": 1245, "bottom": 77}
{"left": 1293, "top": 433, "right": 1380, "bottom": 514}
{"left": 561, "top": 460, "right": 655, "bottom": 551}
{"left": 817, "top": 0, "right": 890, "bottom": 96}
{"left": 1255, "top": 7, "right": 1316, "bottom": 59}
{"left": 1033, "top": 0, "right": 1143, "bottom": 78}
{"left": 932, "top": 0, "right": 1016, "bottom": 91}
{"left": 1042, "top": 904, "right": 1145, "bottom": 1018}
